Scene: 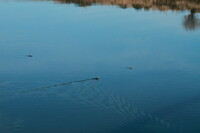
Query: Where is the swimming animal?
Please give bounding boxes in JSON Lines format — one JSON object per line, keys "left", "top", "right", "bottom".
{"left": 27, "top": 55, "right": 32, "bottom": 57}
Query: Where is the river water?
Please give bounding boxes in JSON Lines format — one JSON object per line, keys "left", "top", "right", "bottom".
{"left": 0, "top": 0, "right": 200, "bottom": 133}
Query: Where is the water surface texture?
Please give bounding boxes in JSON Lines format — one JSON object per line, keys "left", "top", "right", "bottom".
{"left": 0, "top": 0, "right": 200, "bottom": 133}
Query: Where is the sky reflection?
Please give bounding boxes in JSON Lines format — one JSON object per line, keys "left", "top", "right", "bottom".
{"left": 1, "top": 0, "right": 200, "bottom": 133}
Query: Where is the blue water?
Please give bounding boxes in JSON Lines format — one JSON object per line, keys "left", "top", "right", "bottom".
{"left": 0, "top": 1, "right": 200, "bottom": 133}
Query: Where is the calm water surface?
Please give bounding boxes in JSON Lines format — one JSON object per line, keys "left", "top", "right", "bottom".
{"left": 0, "top": 0, "right": 200, "bottom": 133}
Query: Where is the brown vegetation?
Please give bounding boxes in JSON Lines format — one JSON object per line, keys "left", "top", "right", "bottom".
{"left": 51, "top": 0, "right": 200, "bottom": 12}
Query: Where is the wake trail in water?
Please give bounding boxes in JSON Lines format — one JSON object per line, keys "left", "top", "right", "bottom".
{"left": 17, "top": 77, "right": 99, "bottom": 95}
{"left": 0, "top": 77, "right": 175, "bottom": 132}
{"left": 67, "top": 82, "right": 140, "bottom": 125}
{"left": 70, "top": 82, "right": 176, "bottom": 133}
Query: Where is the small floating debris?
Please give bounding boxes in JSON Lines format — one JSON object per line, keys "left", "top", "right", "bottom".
{"left": 27, "top": 55, "right": 32, "bottom": 57}
{"left": 127, "top": 67, "right": 134, "bottom": 69}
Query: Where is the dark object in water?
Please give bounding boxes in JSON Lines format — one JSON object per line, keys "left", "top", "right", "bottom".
{"left": 70, "top": 77, "right": 100, "bottom": 83}
{"left": 93, "top": 77, "right": 100, "bottom": 80}
{"left": 27, "top": 55, "right": 32, "bottom": 57}
{"left": 128, "top": 67, "right": 134, "bottom": 69}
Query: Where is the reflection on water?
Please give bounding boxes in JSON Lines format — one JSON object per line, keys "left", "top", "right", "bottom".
{"left": 1, "top": 0, "right": 200, "bottom": 132}
{"left": 39, "top": 0, "right": 200, "bottom": 12}
{"left": 21, "top": 0, "right": 200, "bottom": 30}
{"left": 183, "top": 10, "right": 200, "bottom": 30}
